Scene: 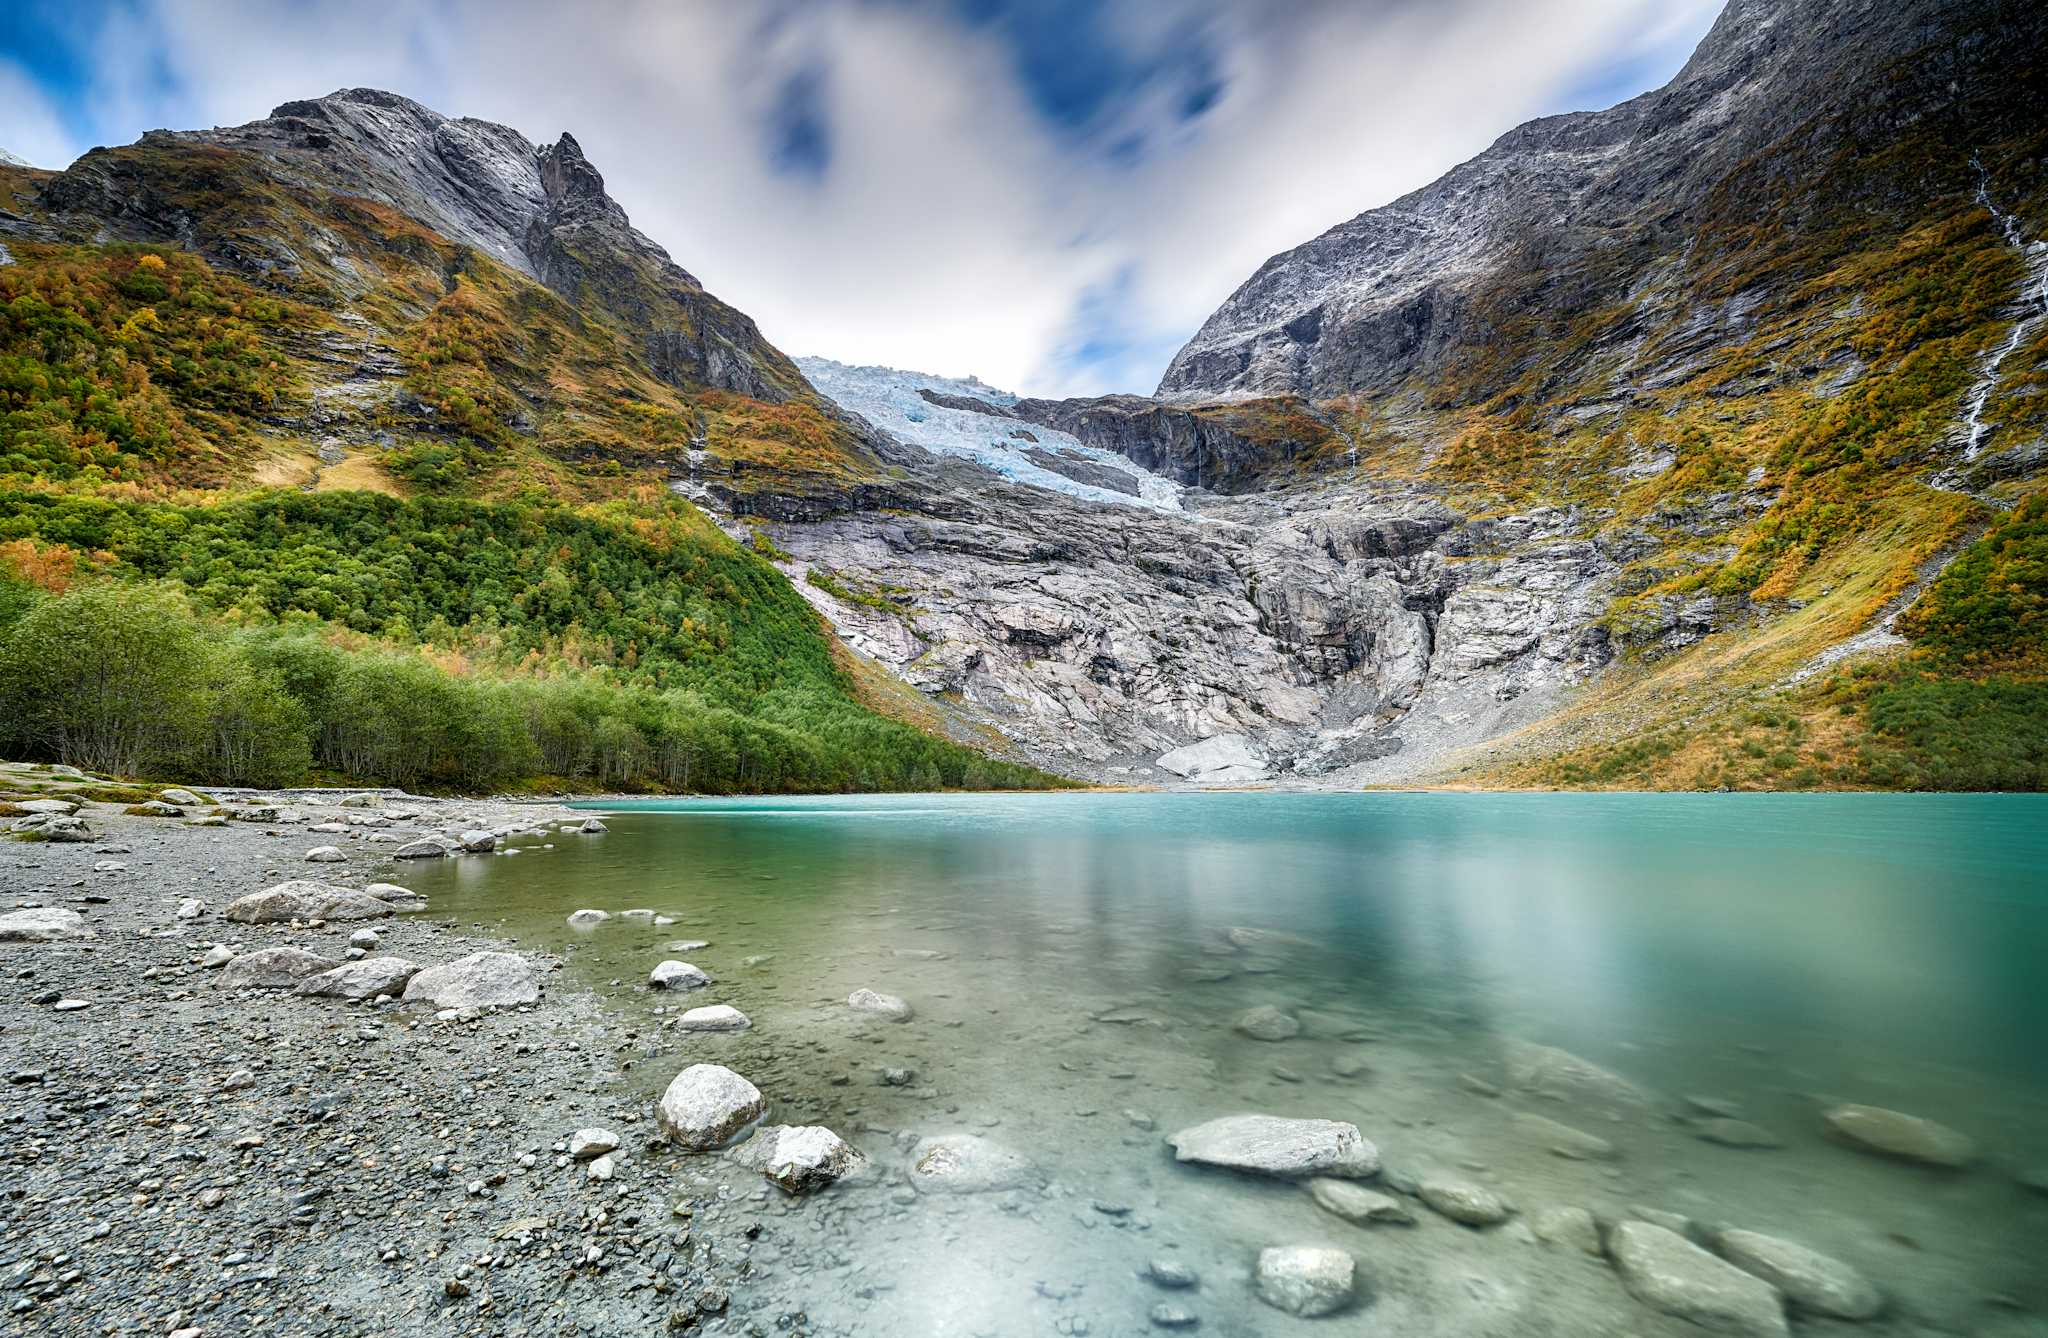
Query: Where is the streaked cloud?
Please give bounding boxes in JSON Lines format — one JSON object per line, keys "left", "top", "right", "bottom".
{"left": 4, "top": 0, "right": 1724, "bottom": 395}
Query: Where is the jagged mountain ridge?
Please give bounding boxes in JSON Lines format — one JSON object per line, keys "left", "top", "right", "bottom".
{"left": 1156, "top": 0, "right": 2048, "bottom": 405}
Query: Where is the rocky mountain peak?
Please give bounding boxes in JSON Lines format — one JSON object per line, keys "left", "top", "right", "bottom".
{"left": 537, "top": 131, "right": 607, "bottom": 207}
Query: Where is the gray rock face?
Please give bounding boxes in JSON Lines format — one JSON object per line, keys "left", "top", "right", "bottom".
{"left": 1154, "top": 0, "right": 2017, "bottom": 405}
{"left": 401, "top": 951, "right": 540, "bottom": 1009}
{"left": 735, "top": 1125, "right": 865, "bottom": 1194}
{"left": 1714, "top": 1230, "right": 1881, "bottom": 1320}
{"left": 0, "top": 907, "right": 93, "bottom": 942}
{"left": 1822, "top": 1104, "right": 1976, "bottom": 1167}
{"left": 657, "top": 1064, "right": 764, "bottom": 1150}
{"left": 224, "top": 881, "right": 396, "bottom": 924}
{"left": 1160, "top": 734, "right": 1269, "bottom": 786}
{"left": 905, "top": 1133, "right": 1040, "bottom": 1193}
{"left": 1168, "top": 1115, "right": 1378, "bottom": 1179}
{"left": 294, "top": 955, "right": 421, "bottom": 1000}
{"left": 846, "top": 988, "right": 913, "bottom": 1022}
{"left": 1254, "top": 1246, "right": 1357, "bottom": 1318}
{"left": 218, "top": 947, "right": 342, "bottom": 990}
{"left": 1609, "top": 1221, "right": 1789, "bottom": 1338}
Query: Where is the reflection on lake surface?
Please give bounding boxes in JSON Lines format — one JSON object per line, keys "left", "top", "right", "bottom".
{"left": 406, "top": 793, "right": 2048, "bottom": 1337}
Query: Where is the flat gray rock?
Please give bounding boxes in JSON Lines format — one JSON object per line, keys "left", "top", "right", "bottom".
{"left": 1309, "top": 1177, "right": 1413, "bottom": 1225}
{"left": 392, "top": 837, "right": 456, "bottom": 859}
{"left": 676, "top": 1004, "right": 750, "bottom": 1031}
{"left": 1168, "top": 1114, "right": 1378, "bottom": 1179}
{"left": 218, "top": 946, "right": 342, "bottom": 990}
{"left": 1715, "top": 1229, "right": 1882, "bottom": 1320}
{"left": 401, "top": 951, "right": 540, "bottom": 1009}
{"left": 0, "top": 907, "right": 93, "bottom": 942}
{"left": 1504, "top": 1040, "right": 1651, "bottom": 1111}
{"left": 1254, "top": 1245, "right": 1356, "bottom": 1317}
{"left": 224, "top": 880, "right": 395, "bottom": 924}
{"left": 1610, "top": 1221, "right": 1788, "bottom": 1338}
{"left": 1822, "top": 1104, "right": 1975, "bottom": 1168}
{"left": 657, "top": 1064, "right": 764, "bottom": 1150}
{"left": 1234, "top": 1004, "right": 1301, "bottom": 1041}
{"left": 1514, "top": 1111, "right": 1617, "bottom": 1160}
{"left": 295, "top": 955, "right": 421, "bottom": 1000}
{"left": 1419, "top": 1176, "right": 1511, "bottom": 1226}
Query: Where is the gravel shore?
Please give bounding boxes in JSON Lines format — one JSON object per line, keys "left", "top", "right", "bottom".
{"left": 1, "top": 781, "right": 770, "bottom": 1337}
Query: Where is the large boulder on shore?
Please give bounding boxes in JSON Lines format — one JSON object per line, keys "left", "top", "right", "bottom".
{"left": 224, "top": 881, "right": 395, "bottom": 924}
{"left": 218, "top": 946, "right": 342, "bottom": 990}
{"left": 1168, "top": 1114, "right": 1378, "bottom": 1179}
{"left": 1714, "top": 1229, "right": 1882, "bottom": 1320}
{"left": 0, "top": 907, "right": 93, "bottom": 942}
{"left": 1822, "top": 1104, "right": 1975, "bottom": 1168}
{"left": 401, "top": 952, "right": 540, "bottom": 1009}
{"left": 1610, "top": 1221, "right": 1789, "bottom": 1338}
{"left": 296, "top": 955, "right": 422, "bottom": 1001}
{"left": 393, "top": 836, "right": 458, "bottom": 859}
{"left": 657, "top": 1064, "right": 765, "bottom": 1150}
{"left": 1255, "top": 1246, "right": 1357, "bottom": 1317}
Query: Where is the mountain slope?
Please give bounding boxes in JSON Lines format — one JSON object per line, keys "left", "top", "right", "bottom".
{"left": 0, "top": 93, "right": 1058, "bottom": 794}
{"left": 773, "top": 0, "right": 2048, "bottom": 790}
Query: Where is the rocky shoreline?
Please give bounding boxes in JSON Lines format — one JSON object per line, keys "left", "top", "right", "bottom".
{"left": 0, "top": 772, "right": 800, "bottom": 1337}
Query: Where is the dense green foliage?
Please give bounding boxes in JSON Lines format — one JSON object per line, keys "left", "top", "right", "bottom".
{"left": 1857, "top": 678, "right": 2048, "bottom": 790}
{"left": 0, "top": 245, "right": 304, "bottom": 481}
{"left": 1897, "top": 492, "right": 2048, "bottom": 674}
{"left": 0, "top": 494, "right": 1065, "bottom": 794}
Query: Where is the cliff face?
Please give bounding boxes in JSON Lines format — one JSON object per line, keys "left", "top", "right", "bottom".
{"left": 1155, "top": 0, "right": 2048, "bottom": 406}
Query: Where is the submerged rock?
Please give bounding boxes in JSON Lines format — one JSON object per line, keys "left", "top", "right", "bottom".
{"left": 295, "top": 955, "right": 420, "bottom": 1000}
{"left": 1254, "top": 1245, "right": 1356, "bottom": 1317}
{"left": 1694, "top": 1118, "right": 1783, "bottom": 1149}
{"left": 1309, "top": 1177, "right": 1413, "bottom": 1225}
{"left": 1532, "top": 1205, "right": 1603, "bottom": 1256}
{"left": 1513, "top": 1111, "right": 1617, "bottom": 1160}
{"left": 676, "top": 1004, "right": 750, "bottom": 1031}
{"left": 1419, "top": 1176, "right": 1511, "bottom": 1226}
{"left": 218, "top": 946, "right": 342, "bottom": 990}
{"left": 657, "top": 1064, "right": 764, "bottom": 1150}
{"left": 737, "top": 1124, "right": 864, "bottom": 1193}
{"left": 847, "top": 988, "right": 914, "bottom": 1022}
{"left": 906, "top": 1133, "right": 1039, "bottom": 1193}
{"left": 1714, "top": 1230, "right": 1882, "bottom": 1320}
{"left": 565, "top": 908, "right": 609, "bottom": 929}
{"left": 1822, "top": 1104, "right": 1975, "bottom": 1168}
{"left": 649, "top": 960, "right": 711, "bottom": 990}
{"left": 401, "top": 952, "right": 540, "bottom": 1009}
{"left": 1234, "top": 1004, "right": 1301, "bottom": 1041}
{"left": 1609, "top": 1221, "right": 1788, "bottom": 1338}
{"left": 0, "top": 907, "right": 93, "bottom": 942}
{"left": 1168, "top": 1114, "right": 1378, "bottom": 1179}
{"left": 1504, "top": 1040, "right": 1651, "bottom": 1110}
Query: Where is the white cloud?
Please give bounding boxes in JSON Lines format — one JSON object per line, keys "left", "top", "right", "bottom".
{"left": 0, "top": 61, "right": 77, "bottom": 169}
{"left": 29, "top": 0, "right": 1725, "bottom": 396}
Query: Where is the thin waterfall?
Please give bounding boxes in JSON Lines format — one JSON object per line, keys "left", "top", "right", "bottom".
{"left": 1960, "top": 157, "right": 2048, "bottom": 460}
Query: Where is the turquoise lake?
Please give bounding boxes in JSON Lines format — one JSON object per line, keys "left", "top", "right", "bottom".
{"left": 404, "top": 793, "right": 2048, "bottom": 1335}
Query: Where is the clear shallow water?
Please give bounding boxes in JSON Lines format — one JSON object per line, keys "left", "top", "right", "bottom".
{"left": 407, "top": 793, "right": 2048, "bottom": 1336}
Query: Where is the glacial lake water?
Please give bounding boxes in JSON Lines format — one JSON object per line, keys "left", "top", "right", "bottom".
{"left": 405, "top": 793, "right": 2048, "bottom": 1336}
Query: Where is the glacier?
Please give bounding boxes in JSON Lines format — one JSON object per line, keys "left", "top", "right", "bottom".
{"left": 796, "top": 357, "right": 1184, "bottom": 512}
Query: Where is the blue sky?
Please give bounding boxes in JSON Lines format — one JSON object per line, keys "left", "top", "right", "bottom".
{"left": 1, "top": 0, "right": 1724, "bottom": 395}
